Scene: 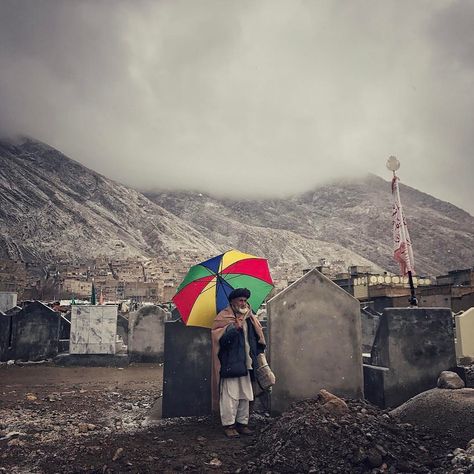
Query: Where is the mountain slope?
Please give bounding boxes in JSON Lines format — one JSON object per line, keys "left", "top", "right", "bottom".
{"left": 146, "top": 175, "right": 474, "bottom": 276}
{"left": 0, "top": 138, "right": 219, "bottom": 263}
{"left": 1, "top": 137, "right": 472, "bottom": 279}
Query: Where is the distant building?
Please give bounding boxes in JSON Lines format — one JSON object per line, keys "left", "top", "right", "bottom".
{"left": 436, "top": 268, "right": 474, "bottom": 287}
{"left": 333, "top": 266, "right": 474, "bottom": 313}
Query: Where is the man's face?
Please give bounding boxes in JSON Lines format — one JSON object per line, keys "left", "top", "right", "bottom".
{"left": 231, "top": 297, "right": 248, "bottom": 313}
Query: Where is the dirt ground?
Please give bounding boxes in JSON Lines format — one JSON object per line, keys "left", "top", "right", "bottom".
{"left": 0, "top": 363, "right": 265, "bottom": 474}
{"left": 1, "top": 364, "right": 470, "bottom": 473}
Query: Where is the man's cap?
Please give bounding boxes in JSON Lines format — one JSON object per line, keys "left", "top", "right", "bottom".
{"left": 228, "top": 288, "right": 251, "bottom": 301}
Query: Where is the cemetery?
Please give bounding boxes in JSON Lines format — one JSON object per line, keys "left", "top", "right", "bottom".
{"left": 1, "top": 266, "right": 474, "bottom": 473}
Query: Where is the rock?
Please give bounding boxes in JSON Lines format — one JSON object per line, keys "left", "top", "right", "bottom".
{"left": 318, "top": 389, "right": 339, "bottom": 404}
{"left": 0, "top": 431, "right": 25, "bottom": 441}
{"left": 6, "top": 360, "right": 14, "bottom": 366}
{"left": 321, "top": 397, "right": 349, "bottom": 415}
{"left": 209, "top": 458, "right": 222, "bottom": 468}
{"left": 437, "top": 371, "right": 465, "bottom": 389}
{"left": 26, "top": 393, "right": 37, "bottom": 401}
{"left": 318, "top": 389, "right": 349, "bottom": 414}
{"left": 367, "top": 448, "right": 383, "bottom": 468}
{"left": 112, "top": 447, "right": 124, "bottom": 461}
{"left": 375, "top": 444, "right": 387, "bottom": 456}
{"left": 7, "top": 438, "right": 26, "bottom": 447}
{"left": 78, "top": 423, "right": 89, "bottom": 433}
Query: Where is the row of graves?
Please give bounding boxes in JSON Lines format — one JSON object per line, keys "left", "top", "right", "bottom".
{"left": 0, "top": 293, "right": 168, "bottom": 364}
{"left": 2, "top": 268, "right": 474, "bottom": 416}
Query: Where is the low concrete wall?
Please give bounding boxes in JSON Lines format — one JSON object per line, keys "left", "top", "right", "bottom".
{"left": 0, "top": 292, "right": 17, "bottom": 313}
{"left": 128, "top": 305, "right": 166, "bottom": 362}
{"left": 162, "top": 320, "right": 212, "bottom": 418}
{"left": 366, "top": 307, "right": 456, "bottom": 408}
{"left": 268, "top": 268, "right": 363, "bottom": 413}
{"left": 456, "top": 307, "right": 474, "bottom": 363}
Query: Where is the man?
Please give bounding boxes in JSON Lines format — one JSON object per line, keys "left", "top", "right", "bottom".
{"left": 211, "top": 288, "right": 266, "bottom": 438}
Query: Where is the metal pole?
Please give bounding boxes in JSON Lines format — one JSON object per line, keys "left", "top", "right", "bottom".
{"left": 407, "top": 270, "right": 418, "bottom": 306}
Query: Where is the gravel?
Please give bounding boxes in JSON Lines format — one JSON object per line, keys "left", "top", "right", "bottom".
{"left": 243, "top": 394, "right": 457, "bottom": 473}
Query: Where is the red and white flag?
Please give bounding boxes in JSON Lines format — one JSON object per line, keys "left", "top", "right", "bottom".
{"left": 392, "top": 176, "right": 415, "bottom": 275}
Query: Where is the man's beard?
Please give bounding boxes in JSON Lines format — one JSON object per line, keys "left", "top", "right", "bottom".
{"left": 232, "top": 304, "right": 248, "bottom": 315}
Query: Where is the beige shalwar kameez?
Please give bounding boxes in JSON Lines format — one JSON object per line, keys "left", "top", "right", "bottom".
{"left": 219, "top": 315, "right": 254, "bottom": 426}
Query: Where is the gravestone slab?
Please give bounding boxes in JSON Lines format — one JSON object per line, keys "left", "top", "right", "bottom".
{"left": 366, "top": 307, "right": 456, "bottom": 408}
{"left": 70, "top": 305, "right": 118, "bottom": 354}
{"left": 10, "top": 301, "right": 60, "bottom": 361}
{"left": 129, "top": 305, "right": 166, "bottom": 362}
{"left": 361, "top": 307, "right": 380, "bottom": 353}
{"left": 455, "top": 308, "right": 474, "bottom": 363}
{"left": 117, "top": 314, "right": 129, "bottom": 345}
{"left": 0, "top": 312, "right": 12, "bottom": 361}
{"left": 268, "top": 268, "right": 363, "bottom": 413}
{"left": 0, "top": 292, "right": 17, "bottom": 313}
{"left": 162, "top": 320, "right": 212, "bottom": 418}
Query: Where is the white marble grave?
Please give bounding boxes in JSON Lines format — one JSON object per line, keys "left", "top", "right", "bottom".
{"left": 0, "top": 292, "right": 17, "bottom": 313}
{"left": 70, "top": 305, "right": 118, "bottom": 354}
{"left": 456, "top": 307, "right": 474, "bottom": 361}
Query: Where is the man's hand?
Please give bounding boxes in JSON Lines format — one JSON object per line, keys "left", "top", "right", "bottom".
{"left": 234, "top": 316, "right": 244, "bottom": 329}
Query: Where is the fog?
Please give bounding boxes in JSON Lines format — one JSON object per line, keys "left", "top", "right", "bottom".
{"left": 1, "top": 0, "right": 473, "bottom": 213}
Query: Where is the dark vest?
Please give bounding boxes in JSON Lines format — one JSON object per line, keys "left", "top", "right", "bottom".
{"left": 218, "top": 318, "right": 265, "bottom": 379}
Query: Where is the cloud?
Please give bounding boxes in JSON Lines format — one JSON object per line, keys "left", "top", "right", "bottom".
{"left": 0, "top": 0, "right": 473, "bottom": 214}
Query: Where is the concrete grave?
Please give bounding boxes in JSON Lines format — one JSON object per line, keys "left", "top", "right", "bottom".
{"left": 0, "top": 292, "right": 17, "bottom": 313}
{"left": 70, "top": 305, "right": 118, "bottom": 354}
{"left": 162, "top": 320, "right": 212, "bottom": 418}
{"left": 268, "top": 268, "right": 364, "bottom": 414}
{"left": 364, "top": 307, "right": 456, "bottom": 408}
{"left": 58, "top": 313, "right": 71, "bottom": 353}
{"left": 0, "top": 312, "right": 12, "bottom": 361}
{"left": 117, "top": 314, "right": 129, "bottom": 345}
{"left": 455, "top": 307, "right": 474, "bottom": 363}
{"left": 3, "top": 301, "right": 60, "bottom": 361}
{"left": 128, "top": 305, "right": 166, "bottom": 362}
{"left": 5, "top": 306, "right": 22, "bottom": 316}
{"left": 361, "top": 306, "right": 381, "bottom": 353}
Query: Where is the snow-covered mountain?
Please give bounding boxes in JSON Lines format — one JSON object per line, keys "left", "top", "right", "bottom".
{"left": 0, "top": 138, "right": 219, "bottom": 263}
{"left": 1, "top": 137, "right": 473, "bottom": 278}
{"left": 146, "top": 175, "right": 474, "bottom": 276}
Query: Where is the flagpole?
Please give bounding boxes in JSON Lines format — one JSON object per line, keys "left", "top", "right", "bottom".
{"left": 407, "top": 271, "right": 417, "bottom": 306}
{"left": 387, "top": 156, "right": 417, "bottom": 307}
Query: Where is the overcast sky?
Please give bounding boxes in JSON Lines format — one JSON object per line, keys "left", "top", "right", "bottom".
{"left": 0, "top": 0, "right": 473, "bottom": 214}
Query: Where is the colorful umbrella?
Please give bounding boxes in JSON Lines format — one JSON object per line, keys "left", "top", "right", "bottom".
{"left": 173, "top": 249, "right": 274, "bottom": 328}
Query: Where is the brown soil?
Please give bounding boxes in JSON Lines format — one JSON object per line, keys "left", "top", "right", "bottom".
{"left": 0, "top": 364, "right": 264, "bottom": 474}
{"left": 0, "top": 364, "right": 464, "bottom": 473}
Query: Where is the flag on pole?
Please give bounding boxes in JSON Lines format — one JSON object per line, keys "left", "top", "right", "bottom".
{"left": 391, "top": 175, "right": 415, "bottom": 275}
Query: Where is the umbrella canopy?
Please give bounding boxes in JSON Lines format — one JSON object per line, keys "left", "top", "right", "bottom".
{"left": 173, "top": 249, "right": 274, "bottom": 328}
